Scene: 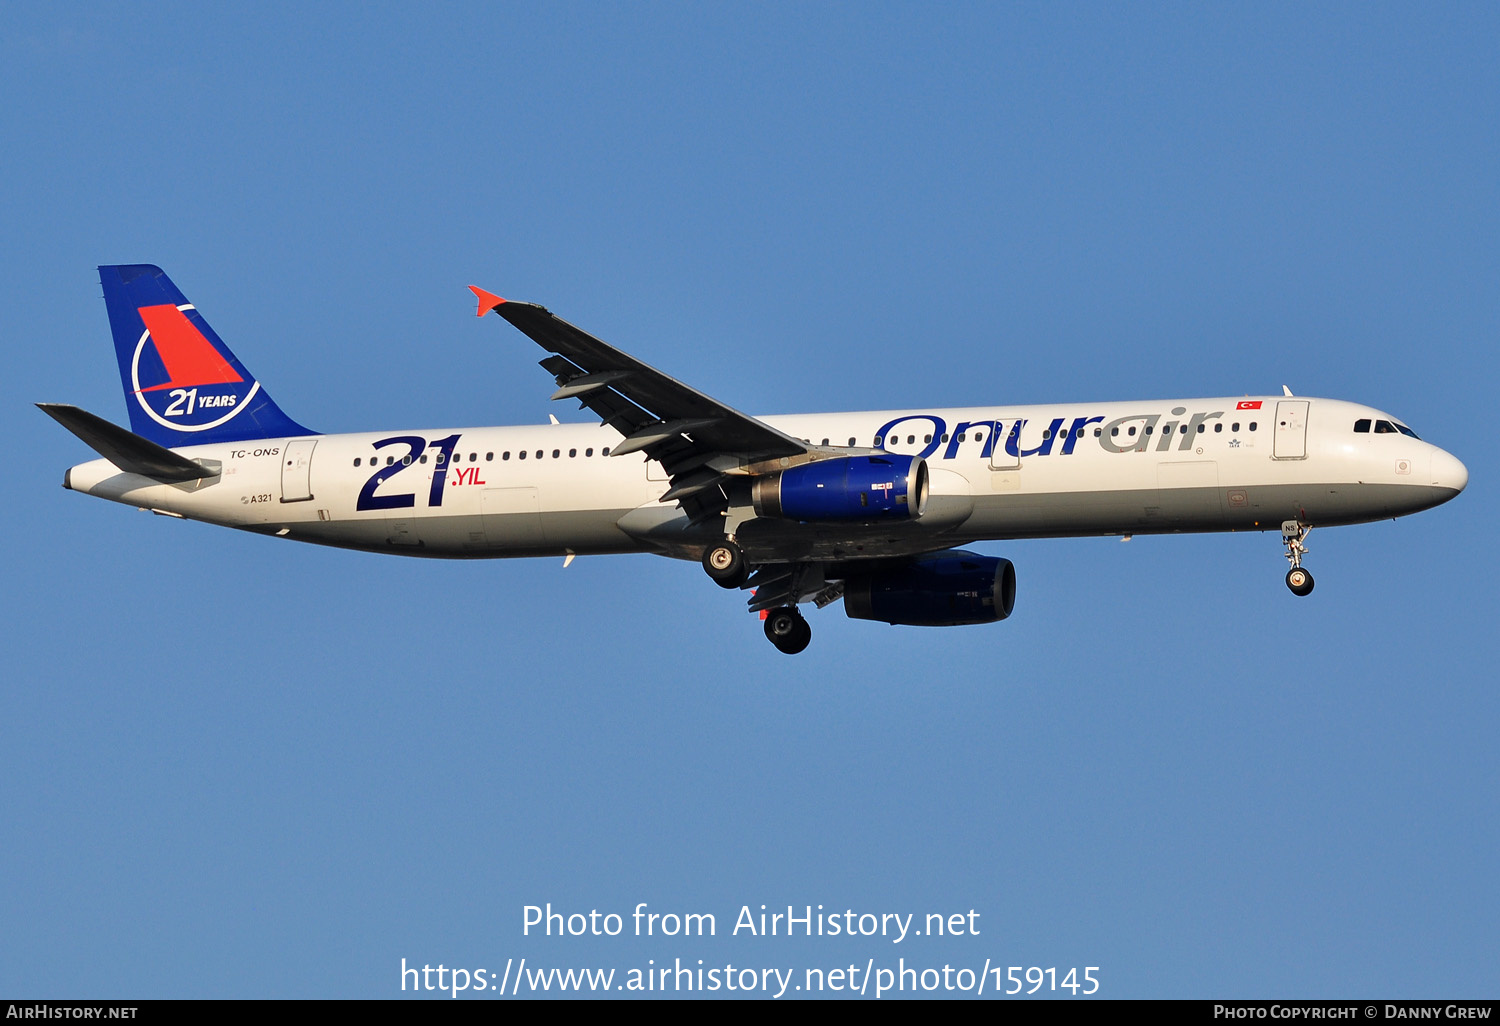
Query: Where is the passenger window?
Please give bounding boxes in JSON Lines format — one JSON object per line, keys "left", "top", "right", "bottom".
{"left": 1128, "top": 427, "right": 1136, "bottom": 437}
{"left": 941, "top": 434, "right": 949, "bottom": 443}
{"left": 1249, "top": 422, "right": 1258, "bottom": 432}
{"left": 957, "top": 433, "right": 966, "bottom": 442}
{"left": 1180, "top": 425, "right": 1188, "bottom": 434}
{"left": 552, "top": 449, "right": 560, "bottom": 459}
{"left": 486, "top": 453, "right": 493, "bottom": 461}
{"left": 519, "top": 451, "right": 527, "bottom": 460}
{"left": 569, "top": 448, "right": 577, "bottom": 457}
{"left": 1042, "top": 429, "right": 1051, "bottom": 439}
{"left": 353, "top": 457, "right": 361, "bottom": 467}
{"left": 847, "top": 437, "right": 856, "bottom": 446}
{"left": 1093, "top": 428, "right": 1101, "bottom": 437}
{"left": 602, "top": 447, "right": 611, "bottom": 456}
{"left": 976, "top": 431, "right": 985, "bottom": 442}
{"left": 874, "top": 437, "right": 883, "bottom": 446}
{"left": 586, "top": 448, "right": 594, "bottom": 457}
{"left": 1231, "top": 423, "right": 1240, "bottom": 432}
{"left": 1197, "top": 424, "right": 1205, "bottom": 432}
{"left": 386, "top": 456, "right": 394, "bottom": 466}
{"left": 821, "top": 438, "right": 829, "bottom": 446}
{"left": 1214, "top": 424, "right": 1223, "bottom": 433}
{"left": 403, "top": 456, "right": 413, "bottom": 465}
{"left": 420, "top": 455, "right": 428, "bottom": 464}
{"left": 1143, "top": 426, "right": 1152, "bottom": 435}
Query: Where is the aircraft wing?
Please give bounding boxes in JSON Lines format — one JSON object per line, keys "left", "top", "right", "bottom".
{"left": 471, "top": 288, "right": 809, "bottom": 524}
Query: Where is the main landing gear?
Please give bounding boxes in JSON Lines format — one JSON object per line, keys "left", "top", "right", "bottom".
{"left": 1281, "top": 520, "right": 1314, "bottom": 597}
{"left": 703, "top": 540, "right": 812, "bottom": 653}
{"left": 702, "top": 539, "right": 747, "bottom": 589}
{"left": 764, "top": 606, "right": 812, "bottom": 655}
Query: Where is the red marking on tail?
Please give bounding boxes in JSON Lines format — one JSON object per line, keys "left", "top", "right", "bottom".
{"left": 468, "top": 286, "right": 505, "bottom": 317}
{"left": 135, "top": 305, "right": 243, "bottom": 392}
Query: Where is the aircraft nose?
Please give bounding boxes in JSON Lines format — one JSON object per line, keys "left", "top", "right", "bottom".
{"left": 1431, "top": 448, "right": 1468, "bottom": 496}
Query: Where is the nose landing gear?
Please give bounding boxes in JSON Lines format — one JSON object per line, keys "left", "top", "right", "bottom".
{"left": 1282, "top": 520, "right": 1314, "bottom": 596}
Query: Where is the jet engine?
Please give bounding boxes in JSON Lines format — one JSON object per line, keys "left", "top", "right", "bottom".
{"left": 751, "top": 454, "right": 928, "bottom": 522}
{"left": 843, "top": 550, "right": 1016, "bottom": 626}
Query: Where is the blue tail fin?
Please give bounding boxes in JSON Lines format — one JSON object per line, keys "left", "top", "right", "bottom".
{"left": 99, "top": 264, "right": 313, "bottom": 446}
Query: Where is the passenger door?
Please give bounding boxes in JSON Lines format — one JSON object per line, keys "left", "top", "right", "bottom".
{"left": 1273, "top": 401, "right": 1309, "bottom": 460}
{"left": 280, "top": 439, "right": 316, "bottom": 502}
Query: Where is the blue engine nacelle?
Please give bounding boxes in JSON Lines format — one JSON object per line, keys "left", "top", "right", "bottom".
{"left": 843, "top": 550, "right": 1017, "bottom": 626}
{"left": 751, "top": 454, "right": 929, "bottom": 522}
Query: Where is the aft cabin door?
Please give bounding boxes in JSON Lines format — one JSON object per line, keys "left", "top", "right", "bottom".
{"left": 1273, "top": 401, "right": 1309, "bottom": 460}
{"left": 280, "top": 439, "right": 316, "bottom": 502}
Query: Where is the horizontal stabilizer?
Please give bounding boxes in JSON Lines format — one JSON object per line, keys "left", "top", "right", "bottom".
{"left": 37, "top": 403, "right": 217, "bottom": 482}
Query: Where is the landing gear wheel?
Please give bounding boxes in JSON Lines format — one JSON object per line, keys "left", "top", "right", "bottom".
{"left": 702, "top": 540, "right": 746, "bottom": 589}
{"left": 763, "top": 607, "right": 812, "bottom": 654}
{"left": 1286, "top": 567, "right": 1315, "bottom": 597}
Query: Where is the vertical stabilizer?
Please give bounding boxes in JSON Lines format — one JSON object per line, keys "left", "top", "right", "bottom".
{"left": 99, "top": 264, "right": 313, "bottom": 446}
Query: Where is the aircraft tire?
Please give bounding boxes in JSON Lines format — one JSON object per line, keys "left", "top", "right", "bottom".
{"left": 1286, "top": 567, "right": 1315, "bottom": 597}
{"left": 764, "top": 607, "right": 810, "bottom": 653}
{"left": 782, "top": 618, "right": 812, "bottom": 654}
{"left": 703, "top": 540, "right": 747, "bottom": 588}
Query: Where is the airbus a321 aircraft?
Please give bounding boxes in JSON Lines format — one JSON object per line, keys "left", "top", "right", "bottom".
{"left": 41, "top": 265, "right": 1468, "bottom": 653}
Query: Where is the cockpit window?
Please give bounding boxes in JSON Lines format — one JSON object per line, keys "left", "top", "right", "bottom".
{"left": 1360, "top": 417, "right": 1419, "bottom": 438}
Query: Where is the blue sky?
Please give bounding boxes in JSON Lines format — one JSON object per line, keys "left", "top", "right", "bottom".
{"left": 2, "top": 2, "right": 1496, "bottom": 999}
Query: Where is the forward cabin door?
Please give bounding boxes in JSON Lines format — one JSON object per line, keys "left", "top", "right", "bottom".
{"left": 280, "top": 439, "right": 316, "bottom": 502}
{"left": 1273, "top": 401, "right": 1309, "bottom": 460}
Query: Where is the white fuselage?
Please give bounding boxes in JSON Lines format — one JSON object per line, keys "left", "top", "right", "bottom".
{"left": 63, "top": 396, "right": 1467, "bottom": 564}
